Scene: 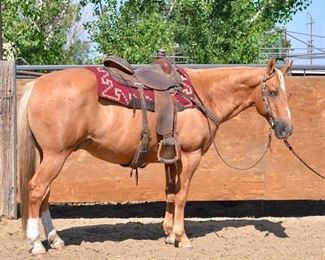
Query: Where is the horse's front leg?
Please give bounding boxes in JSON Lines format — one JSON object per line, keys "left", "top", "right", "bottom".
{"left": 172, "top": 150, "right": 202, "bottom": 248}
{"left": 163, "top": 163, "right": 178, "bottom": 244}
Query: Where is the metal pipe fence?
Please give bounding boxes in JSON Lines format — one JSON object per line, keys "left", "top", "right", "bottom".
{"left": 16, "top": 64, "right": 325, "bottom": 78}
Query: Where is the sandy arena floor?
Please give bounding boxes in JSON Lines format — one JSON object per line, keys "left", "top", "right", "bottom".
{"left": 1, "top": 214, "right": 324, "bottom": 260}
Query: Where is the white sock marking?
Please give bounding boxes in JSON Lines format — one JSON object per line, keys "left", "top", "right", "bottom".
{"left": 27, "top": 218, "right": 40, "bottom": 243}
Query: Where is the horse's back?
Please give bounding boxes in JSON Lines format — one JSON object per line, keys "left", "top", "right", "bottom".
{"left": 32, "top": 68, "right": 98, "bottom": 98}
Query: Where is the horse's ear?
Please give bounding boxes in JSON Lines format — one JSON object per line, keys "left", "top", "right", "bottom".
{"left": 281, "top": 60, "right": 293, "bottom": 76}
{"left": 266, "top": 57, "right": 276, "bottom": 75}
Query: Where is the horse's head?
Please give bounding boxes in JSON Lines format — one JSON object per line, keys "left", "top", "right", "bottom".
{"left": 255, "top": 57, "right": 293, "bottom": 139}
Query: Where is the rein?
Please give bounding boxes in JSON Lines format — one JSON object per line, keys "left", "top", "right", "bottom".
{"left": 209, "top": 121, "right": 273, "bottom": 170}
{"left": 207, "top": 74, "right": 276, "bottom": 170}
{"left": 178, "top": 73, "right": 273, "bottom": 170}
{"left": 283, "top": 140, "right": 325, "bottom": 180}
{"left": 262, "top": 72, "right": 325, "bottom": 180}
{"left": 178, "top": 70, "right": 324, "bottom": 179}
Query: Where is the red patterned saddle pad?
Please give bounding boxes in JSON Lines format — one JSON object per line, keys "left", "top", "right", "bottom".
{"left": 86, "top": 66, "right": 195, "bottom": 111}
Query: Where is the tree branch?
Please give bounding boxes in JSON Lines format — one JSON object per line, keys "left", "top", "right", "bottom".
{"left": 250, "top": 0, "right": 271, "bottom": 24}
{"left": 167, "top": 0, "right": 177, "bottom": 18}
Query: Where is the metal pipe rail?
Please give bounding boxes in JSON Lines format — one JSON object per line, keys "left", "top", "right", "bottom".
{"left": 16, "top": 64, "right": 325, "bottom": 78}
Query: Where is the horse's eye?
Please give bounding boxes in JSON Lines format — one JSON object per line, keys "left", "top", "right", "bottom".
{"left": 268, "top": 90, "right": 278, "bottom": 97}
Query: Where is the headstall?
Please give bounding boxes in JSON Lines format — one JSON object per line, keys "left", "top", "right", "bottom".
{"left": 261, "top": 72, "right": 276, "bottom": 128}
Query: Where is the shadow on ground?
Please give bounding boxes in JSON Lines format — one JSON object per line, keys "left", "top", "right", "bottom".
{"left": 43, "top": 200, "right": 325, "bottom": 246}
{"left": 49, "top": 200, "right": 325, "bottom": 219}
{"left": 58, "top": 218, "right": 288, "bottom": 246}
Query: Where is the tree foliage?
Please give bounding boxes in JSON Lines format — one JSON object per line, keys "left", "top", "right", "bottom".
{"left": 83, "top": 0, "right": 176, "bottom": 63}
{"left": 3, "top": 0, "right": 89, "bottom": 64}
{"left": 84, "top": 0, "right": 311, "bottom": 64}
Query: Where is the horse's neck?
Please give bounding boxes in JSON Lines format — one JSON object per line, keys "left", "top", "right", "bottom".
{"left": 187, "top": 67, "right": 263, "bottom": 123}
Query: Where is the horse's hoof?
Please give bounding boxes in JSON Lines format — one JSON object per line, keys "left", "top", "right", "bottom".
{"left": 165, "top": 235, "right": 176, "bottom": 245}
{"left": 50, "top": 241, "right": 65, "bottom": 250}
{"left": 49, "top": 232, "right": 65, "bottom": 250}
{"left": 50, "top": 237, "right": 65, "bottom": 250}
{"left": 177, "top": 239, "right": 193, "bottom": 249}
{"left": 31, "top": 240, "right": 47, "bottom": 255}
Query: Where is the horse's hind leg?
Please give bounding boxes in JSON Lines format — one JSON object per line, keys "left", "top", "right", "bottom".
{"left": 40, "top": 190, "right": 65, "bottom": 250}
{"left": 27, "top": 152, "right": 69, "bottom": 255}
{"left": 163, "top": 163, "right": 178, "bottom": 245}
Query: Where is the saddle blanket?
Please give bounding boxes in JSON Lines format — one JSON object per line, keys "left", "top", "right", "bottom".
{"left": 86, "top": 66, "right": 196, "bottom": 111}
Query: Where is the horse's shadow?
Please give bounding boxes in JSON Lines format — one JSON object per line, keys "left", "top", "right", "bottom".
{"left": 58, "top": 219, "right": 288, "bottom": 246}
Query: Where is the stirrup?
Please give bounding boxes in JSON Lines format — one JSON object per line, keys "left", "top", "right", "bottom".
{"left": 157, "top": 137, "right": 179, "bottom": 164}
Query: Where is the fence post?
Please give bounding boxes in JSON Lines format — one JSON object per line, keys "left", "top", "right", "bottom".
{"left": 0, "top": 61, "right": 17, "bottom": 218}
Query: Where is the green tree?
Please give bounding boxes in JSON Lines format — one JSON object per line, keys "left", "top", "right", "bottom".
{"left": 3, "top": 0, "right": 89, "bottom": 64}
{"left": 84, "top": 0, "right": 311, "bottom": 64}
{"left": 83, "top": 0, "right": 175, "bottom": 63}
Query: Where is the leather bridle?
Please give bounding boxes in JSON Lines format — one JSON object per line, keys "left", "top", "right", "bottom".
{"left": 210, "top": 73, "right": 277, "bottom": 171}
{"left": 181, "top": 69, "right": 325, "bottom": 179}
{"left": 261, "top": 72, "right": 324, "bottom": 179}
{"left": 186, "top": 71, "right": 278, "bottom": 130}
{"left": 261, "top": 72, "right": 276, "bottom": 129}
{"left": 185, "top": 73, "right": 275, "bottom": 171}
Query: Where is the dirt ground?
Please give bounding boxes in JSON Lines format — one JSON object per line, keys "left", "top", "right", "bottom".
{"left": 1, "top": 204, "right": 324, "bottom": 260}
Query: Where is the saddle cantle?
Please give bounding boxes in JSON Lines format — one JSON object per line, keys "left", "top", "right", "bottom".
{"left": 103, "top": 55, "right": 134, "bottom": 74}
{"left": 101, "top": 55, "right": 191, "bottom": 168}
{"left": 103, "top": 55, "right": 182, "bottom": 90}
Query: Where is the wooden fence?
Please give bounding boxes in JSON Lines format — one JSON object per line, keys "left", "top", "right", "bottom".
{"left": 14, "top": 76, "right": 325, "bottom": 204}
{"left": 1, "top": 68, "right": 324, "bottom": 218}
{"left": 0, "top": 61, "right": 16, "bottom": 218}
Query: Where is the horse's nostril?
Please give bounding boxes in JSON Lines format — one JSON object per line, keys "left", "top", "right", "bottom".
{"left": 273, "top": 120, "right": 292, "bottom": 139}
{"left": 282, "top": 125, "right": 293, "bottom": 138}
{"left": 281, "top": 126, "right": 286, "bottom": 133}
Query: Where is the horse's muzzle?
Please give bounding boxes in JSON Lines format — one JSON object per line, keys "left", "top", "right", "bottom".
{"left": 273, "top": 119, "right": 293, "bottom": 139}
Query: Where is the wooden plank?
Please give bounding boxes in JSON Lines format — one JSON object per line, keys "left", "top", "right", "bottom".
{"left": 264, "top": 77, "right": 325, "bottom": 199}
{"left": 48, "top": 102, "right": 268, "bottom": 202}
{"left": 0, "top": 61, "right": 17, "bottom": 218}
{"left": 15, "top": 77, "right": 325, "bottom": 202}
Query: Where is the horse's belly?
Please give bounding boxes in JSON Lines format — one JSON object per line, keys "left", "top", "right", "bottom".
{"left": 83, "top": 105, "right": 213, "bottom": 164}
{"left": 82, "top": 137, "right": 158, "bottom": 165}
{"left": 82, "top": 105, "right": 159, "bottom": 164}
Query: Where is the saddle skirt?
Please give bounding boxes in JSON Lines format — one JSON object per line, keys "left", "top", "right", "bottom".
{"left": 86, "top": 66, "right": 195, "bottom": 112}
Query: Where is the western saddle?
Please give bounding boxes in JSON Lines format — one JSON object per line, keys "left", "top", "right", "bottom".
{"left": 103, "top": 55, "right": 183, "bottom": 169}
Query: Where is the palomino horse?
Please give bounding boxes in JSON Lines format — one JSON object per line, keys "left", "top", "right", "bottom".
{"left": 18, "top": 57, "right": 293, "bottom": 254}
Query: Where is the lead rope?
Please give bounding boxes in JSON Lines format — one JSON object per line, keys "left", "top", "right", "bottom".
{"left": 207, "top": 119, "right": 273, "bottom": 171}
{"left": 177, "top": 81, "right": 272, "bottom": 170}
{"left": 179, "top": 71, "right": 324, "bottom": 177}
{"left": 283, "top": 140, "right": 325, "bottom": 180}
{"left": 262, "top": 74, "right": 324, "bottom": 180}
